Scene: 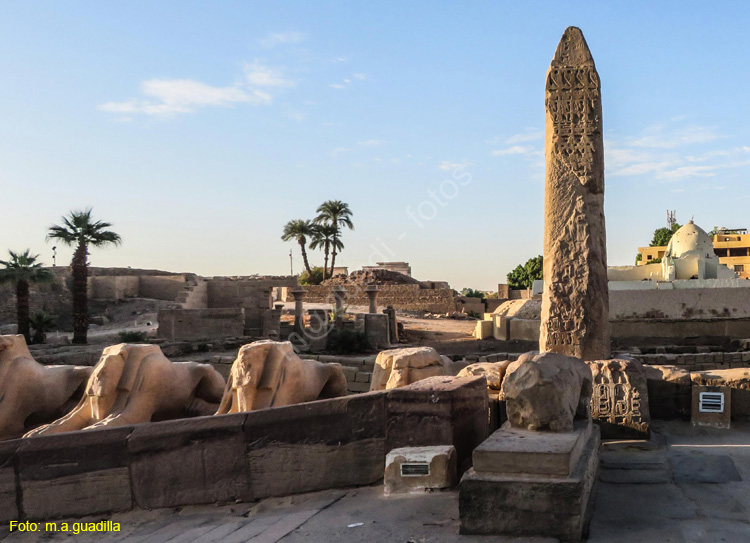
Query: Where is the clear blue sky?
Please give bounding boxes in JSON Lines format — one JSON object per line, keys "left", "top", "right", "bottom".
{"left": 2, "top": 1, "right": 749, "bottom": 290}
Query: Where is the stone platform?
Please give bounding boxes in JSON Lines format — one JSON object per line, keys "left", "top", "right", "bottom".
{"left": 459, "top": 420, "right": 600, "bottom": 542}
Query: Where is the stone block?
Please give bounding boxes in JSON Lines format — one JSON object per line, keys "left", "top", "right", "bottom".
{"left": 128, "top": 413, "right": 250, "bottom": 509}
{"left": 364, "top": 314, "right": 390, "bottom": 350}
{"left": 340, "top": 365, "right": 357, "bottom": 382}
{"left": 0, "top": 440, "right": 19, "bottom": 523}
{"left": 16, "top": 427, "right": 133, "bottom": 520}
{"left": 384, "top": 445, "right": 457, "bottom": 495}
{"left": 157, "top": 308, "right": 245, "bottom": 341}
{"left": 387, "top": 376, "right": 488, "bottom": 474}
{"left": 354, "top": 371, "right": 371, "bottom": 383}
{"left": 588, "top": 358, "right": 650, "bottom": 439}
{"left": 348, "top": 381, "right": 371, "bottom": 392}
{"left": 244, "top": 393, "right": 386, "bottom": 499}
{"left": 459, "top": 425, "right": 600, "bottom": 542}
{"left": 644, "top": 365, "right": 692, "bottom": 420}
{"left": 473, "top": 421, "right": 591, "bottom": 477}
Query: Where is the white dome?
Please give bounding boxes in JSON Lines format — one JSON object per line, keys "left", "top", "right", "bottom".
{"left": 665, "top": 221, "right": 715, "bottom": 259}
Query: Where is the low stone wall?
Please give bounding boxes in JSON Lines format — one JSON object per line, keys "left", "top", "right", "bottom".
{"left": 139, "top": 276, "right": 187, "bottom": 301}
{"left": 499, "top": 317, "right": 750, "bottom": 343}
{"left": 288, "top": 284, "right": 457, "bottom": 313}
{"left": 157, "top": 308, "right": 246, "bottom": 341}
{"left": 0, "top": 376, "right": 488, "bottom": 523}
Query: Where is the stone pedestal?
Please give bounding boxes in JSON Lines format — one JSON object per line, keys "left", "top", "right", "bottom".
{"left": 459, "top": 420, "right": 600, "bottom": 542}
{"left": 384, "top": 445, "right": 457, "bottom": 495}
{"left": 262, "top": 308, "right": 282, "bottom": 340}
{"left": 365, "top": 313, "right": 389, "bottom": 350}
{"left": 365, "top": 284, "right": 379, "bottom": 314}
{"left": 383, "top": 305, "right": 398, "bottom": 343}
{"left": 291, "top": 287, "right": 307, "bottom": 337}
{"left": 332, "top": 286, "right": 347, "bottom": 329}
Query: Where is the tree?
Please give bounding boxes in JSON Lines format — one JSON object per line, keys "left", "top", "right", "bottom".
{"left": 650, "top": 223, "right": 681, "bottom": 247}
{"left": 461, "top": 288, "right": 484, "bottom": 298}
{"left": 0, "top": 250, "right": 54, "bottom": 343}
{"left": 29, "top": 311, "right": 57, "bottom": 344}
{"left": 281, "top": 219, "right": 315, "bottom": 276}
{"left": 314, "top": 200, "right": 354, "bottom": 278}
{"left": 47, "top": 209, "right": 121, "bottom": 344}
{"left": 507, "top": 255, "right": 543, "bottom": 290}
{"left": 309, "top": 223, "right": 338, "bottom": 280}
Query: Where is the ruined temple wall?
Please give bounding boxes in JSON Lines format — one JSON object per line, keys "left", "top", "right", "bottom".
{"left": 88, "top": 276, "right": 140, "bottom": 301}
{"left": 285, "top": 284, "right": 458, "bottom": 313}
{"left": 610, "top": 288, "right": 750, "bottom": 321}
{"left": 157, "top": 308, "right": 245, "bottom": 341}
{"left": 138, "top": 276, "right": 187, "bottom": 301}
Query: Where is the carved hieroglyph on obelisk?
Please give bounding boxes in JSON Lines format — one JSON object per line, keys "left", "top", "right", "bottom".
{"left": 540, "top": 27, "right": 610, "bottom": 361}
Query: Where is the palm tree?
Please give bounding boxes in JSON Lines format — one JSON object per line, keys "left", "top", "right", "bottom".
{"left": 309, "top": 223, "right": 337, "bottom": 280}
{"left": 314, "top": 200, "right": 354, "bottom": 278}
{"left": 0, "top": 250, "right": 54, "bottom": 343}
{"left": 281, "top": 219, "right": 315, "bottom": 276}
{"left": 47, "top": 209, "right": 122, "bottom": 344}
{"left": 29, "top": 311, "right": 57, "bottom": 344}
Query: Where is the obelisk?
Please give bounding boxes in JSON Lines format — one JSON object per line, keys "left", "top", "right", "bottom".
{"left": 539, "top": 27, "right": 610, "bottom": 361}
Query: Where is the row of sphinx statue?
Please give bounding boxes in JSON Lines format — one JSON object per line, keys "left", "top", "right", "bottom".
{"left": 0, "top": 334, "right": 348, "bottom": 441}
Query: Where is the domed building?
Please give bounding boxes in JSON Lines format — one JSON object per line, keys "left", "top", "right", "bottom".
{"left": 661, "top": 221, "right": 736, "bottom": 280}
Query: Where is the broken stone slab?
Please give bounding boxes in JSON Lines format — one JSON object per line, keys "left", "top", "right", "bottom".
{"left": 384, "top": 445, "right": 457, "bottom": 495}
{"left": 456, "top": 360, "right": 511, "bottom": 391}
{"left": 370, "top": 346, "right": 448, "bottom": 391}
{"left": 502, "top": 352, "right": 593, "bottom": 432}
{"left": 588, "top": 358, "right": 650, "bottom": 439}
{"left": 473, "top": 420, "right": 592, "bottom": 477}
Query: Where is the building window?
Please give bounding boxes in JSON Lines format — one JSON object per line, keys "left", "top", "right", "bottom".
{"left": 736, "top": 265, "right": 745, "bottom": 272}
{"left": 647, "top": 255, "right": 652, "bottom": 260}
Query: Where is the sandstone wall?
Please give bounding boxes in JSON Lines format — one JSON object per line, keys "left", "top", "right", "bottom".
{"left": 138, "top": 275, "right": 187, "bottom": 301}
{"left": 287, "top": 284, "right": 457, "bottom": 313}
{"left": 0, "top": 376, "right": 487, "bottom": 522}
{"left": 610, "top": 287, "right": 750, "bottom": 321}
{"left": 157, "top": 308, "right": 246, "bottom": 341}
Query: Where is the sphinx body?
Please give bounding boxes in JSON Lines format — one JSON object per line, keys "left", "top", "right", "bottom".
{"left": 0, "top": 334, "right": 93, "bottom": 440}
{"left": 25, "top": 343, "right": 226, "bottom": 437}
{"left": 216, "top": 340, "right": 348, "bottom": 414}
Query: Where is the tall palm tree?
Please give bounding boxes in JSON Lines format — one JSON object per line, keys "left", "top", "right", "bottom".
{"left": 309, "top": 223, "right": 337, "bottom": 280}
{"left": 314, "top": 200, "right": 354, "bottom": 278}
{"left": 47, "top": 209, "right": 122, "bottom": 344}
{"left": 281, "top": 219, "right": 315, "bottom": 276}
{"left": 0, "top": 250, "right": 54, "bottom": 343}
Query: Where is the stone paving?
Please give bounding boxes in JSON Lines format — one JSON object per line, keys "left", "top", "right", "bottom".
{"left": 2, "top": 421, "right": 750, "bottom": 543}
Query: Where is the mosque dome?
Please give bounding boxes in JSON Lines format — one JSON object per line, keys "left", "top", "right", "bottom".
{"left": 665, "top": 221, "right": 715, "bottom": 259}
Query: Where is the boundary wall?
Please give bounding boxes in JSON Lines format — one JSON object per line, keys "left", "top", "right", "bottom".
{"left": 0, "top": 376, "right": 488, "bottom": 523}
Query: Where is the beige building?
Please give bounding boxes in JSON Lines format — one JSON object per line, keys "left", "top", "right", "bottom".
{"left": 638, "top": 227, "right": 750, "bottom": 279}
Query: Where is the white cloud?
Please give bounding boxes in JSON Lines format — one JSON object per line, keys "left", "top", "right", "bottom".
{"left": 358, "top": 139, "right": 386, "bottom": 147}
{"left": 439, "top": 160, "right": 472, "bottom": 171}
{"left": 259, "top": 32, "right": 305, "bottom": 48}
{"left": 505, "top": 130, "right": 543, "bottom": 144}
{"left": 329, "top": 83, "right": 346, "bottom": 89}
{"left": 99, "top": 60, "right": 292, "bottom": 117}
{"left": 331, "top": 147, "right": 350, "bottom": 156}
{"left": 353, "top": 73, "right": 366, "bottom": 80}
{"left": 492, "top": 145, "right": 537, "bottom": 156}
{"left": 627, "top": 123, "right": 720, "bottom": 149}
{"left": 244, "top": 60, "right": 295, "bottom": 87}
